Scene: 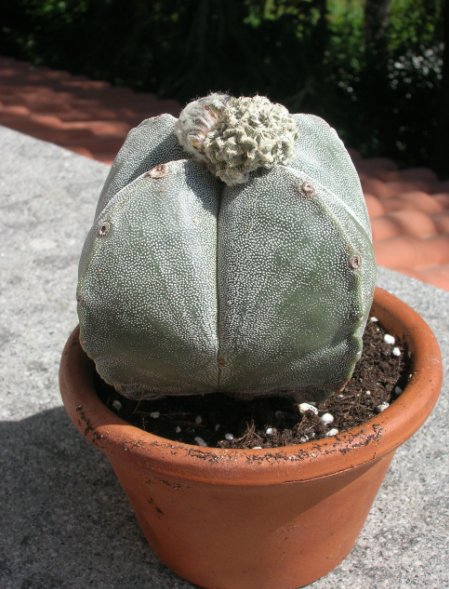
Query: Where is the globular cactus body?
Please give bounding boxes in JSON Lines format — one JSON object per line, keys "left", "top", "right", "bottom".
{"left": 77, "top": 95, "right": 376, "bottom": 401}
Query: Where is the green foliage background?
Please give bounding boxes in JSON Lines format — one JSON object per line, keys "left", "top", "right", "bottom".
{"left": 1, "top": 0, "right": 446, "bottom": 174}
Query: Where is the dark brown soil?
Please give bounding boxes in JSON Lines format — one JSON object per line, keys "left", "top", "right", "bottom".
{"left": 96, "top": 316, "right": 411, "bottom": 449}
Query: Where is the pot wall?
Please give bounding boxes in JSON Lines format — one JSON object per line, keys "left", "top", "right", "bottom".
{"left": 111, "top": 452, "right": 394, "bottom": 589}
{"left": 60, "top": 288, "right": 442, "bottom": 589}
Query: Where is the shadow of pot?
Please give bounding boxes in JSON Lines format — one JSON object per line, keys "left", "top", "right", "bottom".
{"left": 59, "top": 287, "right": 442, "bottom": 589}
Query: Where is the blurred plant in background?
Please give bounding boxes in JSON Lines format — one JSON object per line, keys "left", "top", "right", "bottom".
{"left": 1, "top": 0, "right": 447, "bottom": 176}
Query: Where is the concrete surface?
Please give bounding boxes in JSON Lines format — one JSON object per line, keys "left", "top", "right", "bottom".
{"left": 0, "top": 126, "right": 447, "bottom": 589}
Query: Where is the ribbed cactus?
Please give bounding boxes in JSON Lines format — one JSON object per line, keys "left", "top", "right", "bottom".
{"left": 77, "top": 94, "right": 376, "bottom": 402}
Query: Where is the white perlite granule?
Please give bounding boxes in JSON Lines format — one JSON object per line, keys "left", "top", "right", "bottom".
{"left": 194, "top": 436, "right": 208, "bottom": 447}
{"left": 376, "top": 402, "right": 390, "bottom": 413}
{"left": 384, "top": 334, "right": 396, "bottom": 345}
{"left": 298, "top": 403, "right": 319, "bottom": 415}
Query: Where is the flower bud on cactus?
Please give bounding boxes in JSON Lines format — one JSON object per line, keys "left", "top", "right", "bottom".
{"left": 77, "top": 93, "right": 376, "bottom": 402}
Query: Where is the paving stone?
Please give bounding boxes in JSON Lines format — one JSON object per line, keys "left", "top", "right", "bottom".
{"left": 386, "top": 209, "right": 437, "bottom": 238}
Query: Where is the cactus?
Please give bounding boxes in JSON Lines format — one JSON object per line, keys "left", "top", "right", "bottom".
{"left": 77, "top": 94, "right": 376, "bottom": 402}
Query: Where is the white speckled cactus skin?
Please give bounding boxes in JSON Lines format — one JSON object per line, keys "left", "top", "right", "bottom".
{"left": 77, "top": 95, "right": 376, "bottom": 401}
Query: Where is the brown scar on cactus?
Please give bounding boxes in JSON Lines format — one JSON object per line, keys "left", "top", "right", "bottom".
{"left": 146, "top": 163, "right": 168, "bottom": 179}
{"left": 175, "top": 93, "right": 299, "bottom": 185}
{"left": 349, "top": 255, "right": 362, "bottom": 269}
{"left": 97, "top": 221, "right": 111, "bottom": 237}
{"left": 301, "top": 181, "right": 316, "bottom": 197}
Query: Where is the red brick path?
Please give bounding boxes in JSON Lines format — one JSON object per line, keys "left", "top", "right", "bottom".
{"left": 1, "top": 56, "right": 448, "bottom": 290}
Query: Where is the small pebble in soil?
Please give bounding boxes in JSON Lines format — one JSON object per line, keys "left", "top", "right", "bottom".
{"left": 370, "top": 316, "right": 379, "bottom": 322}
{"left": 394, "top": 386, "right": 403, "bottom": 395}
{"left": 252, "top": 446, "right": 262, "bottom": 450}
{"left": 392, "top": 346, "right": 401, "bottom": 357}
{"left": 384, "top": 334, "right": 396, "bottom": 345}
{"left": 325, "top": 428, "right": 339, "bottom": 437}
{"left": 225, "top": 433, "right": 234, "bottom": 441}
{"left": 150, "top": 411, "right": 160, "bottom": 419}
{"left": 298, "top": 403, "right": 319, "bottom": 415}
{"left": 266, "top": 427, "right": 276, "bottom": 435}
{"left": 194, "top": 436, "right": 208, "bottom": 447}
{"left": 112, "top": 400, "right": 122, "bottom": 411}
{"left": 320, "top": 412, "right": 334, "bottom": 425}
{"left": 366, "top": 390, "right": 371, "bottom": 396}
{"left": 376, "top": 402, "right": 390, "bottom": 413}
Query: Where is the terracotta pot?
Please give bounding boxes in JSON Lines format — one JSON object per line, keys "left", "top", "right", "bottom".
{"left": 59, "top": 288, "right": 442, "bottom": 589}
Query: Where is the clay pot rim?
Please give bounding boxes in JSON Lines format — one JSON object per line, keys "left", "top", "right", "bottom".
{"left": 60, "top": 287, "right": 442, "bottom": 486}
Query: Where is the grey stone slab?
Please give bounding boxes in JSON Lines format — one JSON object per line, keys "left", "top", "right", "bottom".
{"left": 0, "top": 126, "right": 447, "bottom": 589}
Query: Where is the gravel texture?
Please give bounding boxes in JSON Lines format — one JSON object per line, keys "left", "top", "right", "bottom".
{"left": 0, "top": 126, "right": 447, "bottom": 589}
